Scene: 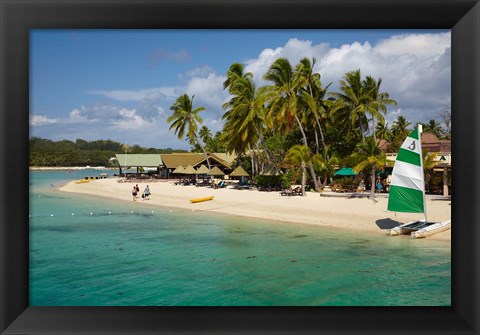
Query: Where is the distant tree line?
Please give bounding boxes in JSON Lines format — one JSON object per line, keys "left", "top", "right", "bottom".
{"left": 29, "top": 137, "right": 187, "bottom": 167}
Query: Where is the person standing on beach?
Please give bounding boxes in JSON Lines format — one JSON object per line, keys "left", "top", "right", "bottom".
{"left": 132, "top": 186, "right": 138, "bottom": 201}
{"left": 359, "top": 179, "right": 365, "bottom": 192}
{"left": 143, "top": 185, "right": 150, "bottom": 200}
{"left": 376, "top": 177, "right": 382, "bottom": 193}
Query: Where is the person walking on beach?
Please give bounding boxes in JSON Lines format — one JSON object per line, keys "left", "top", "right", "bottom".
{"left": 132, "top": 185, "right": 138, "bottom": 201}
{"left": 143, "top": 185, "right": 151, "bottom": 200}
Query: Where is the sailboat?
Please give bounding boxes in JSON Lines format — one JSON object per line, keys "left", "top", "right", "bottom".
{"left": 386, "top": 125, "right": 451, "bottom": 238}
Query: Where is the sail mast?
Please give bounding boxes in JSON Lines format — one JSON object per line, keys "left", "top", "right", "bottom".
{"left": 417, "top": 124, "right": 427, "bottom": 222}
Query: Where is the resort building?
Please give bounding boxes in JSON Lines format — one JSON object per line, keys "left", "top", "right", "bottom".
{"left": 160, "top": 153, "right": 233, "bottom": 178}
{"left": 114, "top": 154, "right": 164, "bottom": 177}
{"left": 114, "top": 152, "right": 233, "bottom": 179}
{"left": 379, "top": 132, "right": 451, "bottom": 196}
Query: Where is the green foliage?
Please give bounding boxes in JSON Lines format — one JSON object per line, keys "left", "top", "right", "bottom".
{"left": 205, "top": 131, "right": 227, "bottom": 153}
{"left": 235, "top": 155, "right": 253, "bottom": 175}
{"left": 264, "top": 134, "right": 290, "bottom": 167}
{"left": 279, "top": 169, "right": 295, "bottom": 188}
{"left": 254, "top": 175, "right": 285, "bottom": 188}
{"left": 29, "top": 137, "right": 185, "bottom": 167}
{"left": 323, "top": 127, "right": 361, "bottom": 158}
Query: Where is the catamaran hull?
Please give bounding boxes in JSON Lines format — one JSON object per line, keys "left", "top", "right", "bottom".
{"left": 411, "top": 220, "right": 451, "bottom": 239}
{"left": 387, "top": 220, "right": 426, "bottom": 236}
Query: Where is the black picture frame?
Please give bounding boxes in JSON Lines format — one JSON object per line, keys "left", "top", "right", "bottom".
{"left": 1, "top": 0, "right": 479, "bottom": 334}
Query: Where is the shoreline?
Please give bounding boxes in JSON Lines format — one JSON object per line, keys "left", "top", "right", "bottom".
{"left": 30, "top": 166, "right": 114, "bottom": 171}
{"left": 59, "top": 178, "right": 452, "bottom": 243}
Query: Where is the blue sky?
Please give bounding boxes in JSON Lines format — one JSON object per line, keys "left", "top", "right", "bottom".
{"left": 30, "top": 29, "right": 451, "bottom": 150}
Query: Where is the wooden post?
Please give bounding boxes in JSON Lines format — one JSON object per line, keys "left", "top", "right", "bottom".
{"left": 443, "top": 167, "right": 449, "bottom": 196}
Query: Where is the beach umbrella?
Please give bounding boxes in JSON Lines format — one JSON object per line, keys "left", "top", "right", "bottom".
{"left": 184, "top": 165, "right": 197, "bottom": 175}
{"left": 207, "top": 166, "right": 225, "bottom": 176}
{"left": 334, "top": 167, "right": 357, "bottom": 176}
{"left": 196, "top": 164, "right": 210, "bottom": 174}
{"left": 230, "top": 165, "right": 250, "bottom": 177}
{"left": 172, "top": 165, "right": 185, "bottom": 174}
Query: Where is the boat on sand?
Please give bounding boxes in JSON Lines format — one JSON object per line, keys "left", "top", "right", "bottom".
{"left": 190, "top": 196, "right": 214, "bottom": 203}
{"left": 410, "top": 220, "right": 451, "bottom": 238}
{"left": 386, "top": 125, "right": 451, "bottom": 238}
{"left": 387, "top": 219, "right": 451, "bottom": 238}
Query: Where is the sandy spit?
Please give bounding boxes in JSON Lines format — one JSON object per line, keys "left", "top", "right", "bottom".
{"left": 59, "top": 178, "right": 451, "bottom": 242}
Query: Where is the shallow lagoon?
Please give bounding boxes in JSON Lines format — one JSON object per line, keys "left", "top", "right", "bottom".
{"left": 29, "top": 170, "right": 451, "bottom": 306}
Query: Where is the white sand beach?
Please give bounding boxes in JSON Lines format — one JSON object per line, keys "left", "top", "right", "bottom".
{"left": 60, "top": 178, "right": 452, "bottom": 242}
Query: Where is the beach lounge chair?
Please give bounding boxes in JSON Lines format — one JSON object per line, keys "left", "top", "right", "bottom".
{"left": 214, "top": 180, "right": 226, "bottom": 189}
{"left": 292, "top": 186, "right": 302, "bottom": 196}
{"left": 195, "top": 180, "right": 211, "bottom": 187}
{"left": 280, "top": 188, "right": 294, "bottom": 196}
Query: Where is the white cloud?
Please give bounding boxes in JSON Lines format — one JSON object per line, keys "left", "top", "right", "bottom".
{"left": 30, "top": 114, "right": 58, "bottom": 126}
{"left": 186, "top": 72, "right": 228, "bottom": 113}
{"left": 375, "top": 32, "right": 450, "bottom": 60}
{"left": 187, "top": 66, "right": 216, "bottom": 79}
{"left": 244, "top": 32, "right": 451, "bottom": 124}
{"left": 111, "top": 108, "right": 150, "bottom": 130}
{"left": 69, "top": 107, "right": 98, "bottom": 123}
{"left": 245, "top": 38, "right": 330, "bottom": 86}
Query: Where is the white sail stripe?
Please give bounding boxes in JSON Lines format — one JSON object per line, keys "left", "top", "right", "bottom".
{"left": 390, "top": 174, "right": 423, "bottom": 191}
{"left": 391, "top": 160, "right": 423, "bottom": 180}
{"left": 390, "top": 160, "right": 423, "bottom": 191}
{"left": 399, "top": 137, "right": 422, "bottom": 156}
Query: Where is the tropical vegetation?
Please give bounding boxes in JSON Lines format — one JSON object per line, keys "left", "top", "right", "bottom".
{"left": 31, "top": 56, "right": 451, "bottom": 196}
{"left": 29, "top": 137, "right": 186, "bottom": 167}
{"left": 165, "top": 57, "right": 449, "bottom": 195}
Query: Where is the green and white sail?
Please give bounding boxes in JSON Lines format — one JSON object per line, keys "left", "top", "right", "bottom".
{"left": 387, "top": 125, "right": 426, "bottom": 214}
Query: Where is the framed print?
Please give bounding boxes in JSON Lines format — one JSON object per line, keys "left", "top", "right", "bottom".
{"left": 1, "top": 0, "right": 479, "bottom": 334}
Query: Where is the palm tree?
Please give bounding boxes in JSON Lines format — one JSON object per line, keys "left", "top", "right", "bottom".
{"left": 222, "top": 64, "right": 271, "bottom": 171}
{"left": 313, "top": 145, "right": 340, "bottom": 188}
{"left": 330, "top": 69, "right": 370, "bottom": 143}
{"left": 199, "top": 126, "right": 212, "bottom": 147}
{"left": 296, "top": 57, "right": 332, "bottom": 153}
{"left": 223, "top": 62, "right": 251, "bottom": 90}
{"left": 423, "top": 119, "right": 444, "bottom": 138}
{"left": 168, "top": 94, "right": 211, "bottom": 169}
{"left": 363, "top": 75, "right": 397, "bottom": 142}
{"left": 351, "top": 137, "right": 390, "bottom": 201}
{"left": 263, "top": 57, "right": 321, "bottom": 191}
{"left": 284, "top": 144, "right": 310, "bottom": 196}
{"left": 375, "top": 120, "right": 393, "bottom": 141}
{"left": 391, "top": 115, "right": 411, "bottom": 137}
{"left": 388, "top": 116, "right": 412, "bottom": 152}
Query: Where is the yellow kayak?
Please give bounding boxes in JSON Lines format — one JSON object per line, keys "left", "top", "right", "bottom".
{"left": 75, "top": 179, "right": 91, "bottom": 184}
{"left": 190, "top": 195, "right": 214, "bottom": 203}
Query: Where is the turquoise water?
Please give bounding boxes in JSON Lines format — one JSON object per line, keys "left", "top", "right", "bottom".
{"left": 29, "top": 170, "right": 451, "bottom": 306}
